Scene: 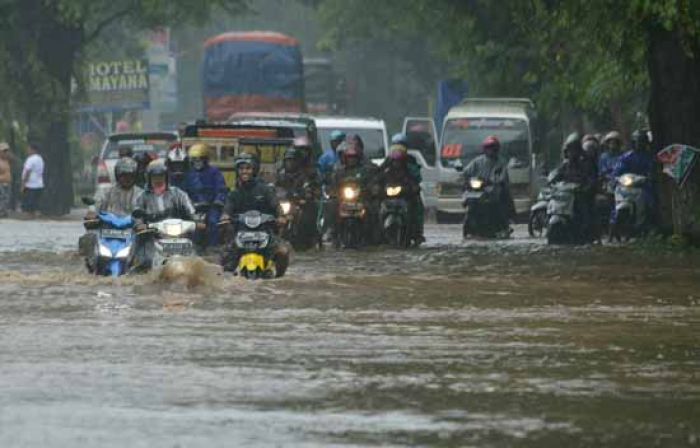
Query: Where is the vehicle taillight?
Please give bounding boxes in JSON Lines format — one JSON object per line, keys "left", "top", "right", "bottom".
{"left": 97, "top": 161, "right": 110, "bottom": 184}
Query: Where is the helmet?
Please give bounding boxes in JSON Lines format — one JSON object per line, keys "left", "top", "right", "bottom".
{"left": 234, "top": 152, "right": 259, "bottom": 175}
{"left": 482, "top": 135, "right": 501, "bottom": 152}
{"left": 167, "top": 144, "right": 186, "bottom": 164}
{"left": 114, "top": 157, "right": 138, "bottom": 178}
{"left": 389, "top": 149, "right": 407, "bottom": 161}
{"left": 631, "top": 129, "right": 650, "bottom": 150}
{"left": 582, "top": 134, "right": 599, "bottom": 144}
{"left": 391, "top": 133, "right": 409, "bottom": 146}
{"left": 188, "top": 143, "right": 210, "bottom": 159}
{"left": 145, "top": 159, "right": 168, "bottom": 186}
{"left": 389, "top": 143, "right": 408, "bottom": 154}
{"left": 602, "top": 131, "right": 622, "bottom": 145}
{"left": 330, "top": 130, "right": 346, "bottom": 142}
{"left": 582, "top": 139, "right": 599, "bottom": 156}
{"left": 347, "top": 134, "right": 365, "bottom": 151}
{"left": 563, "top": 132, "right": 583, "bottom": 155}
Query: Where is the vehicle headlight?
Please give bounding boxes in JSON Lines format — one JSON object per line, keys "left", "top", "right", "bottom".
{"left": 116, "top": 246, "right": 131, "bottom": 259}
{"left": 280, "top": 201, "right": 291, "bottom": 215}
{"left": 163, "top": 222, "right": 184, "bottom": 237}
{"left": 386, "top": 186, "right": 402, "bottom": 197}
{"left": 244, "top": 214, "right": 262, "bottom": 229}
{"left": 98, "top": 244, "right": 112, "bottom": 258}
{"left": 343, "top": 186, "right": 359, "bottom": 200}
{"left": 469, "top": 178, "right": 484, "bottom": 190}
{"left": 620, "top": 174, "right": 634, "bottom": 187}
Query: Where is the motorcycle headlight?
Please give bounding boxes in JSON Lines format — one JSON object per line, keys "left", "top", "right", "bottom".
{"left": 469, "top": 178, "right": 484, "bottom": 190}
{"left": 163, "top": 222, "right": 184, "bottom": 237}
{"left": 244, "top": 214, "right": 262, "bottom": 229}
{"left": 620, "top": 174, "right": 634, "bottom": 187}
{"left": 98, "top": 244, "right": 112, "bottom": 258}
{"left": 115, "top": 246, "right": 131, "bottom": 259}
{"left": 386, "top": 186, "right": 402, "bottom": 197}
{"left": 280, "top": 201, "right": 291, "bottom": 215}
{"left": 343, "top": 186, "right": 359, "bottom": 200}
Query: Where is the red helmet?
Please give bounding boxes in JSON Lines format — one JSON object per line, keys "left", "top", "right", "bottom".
{"left": 482, "top": 135, "right": 500, "bottom": 151}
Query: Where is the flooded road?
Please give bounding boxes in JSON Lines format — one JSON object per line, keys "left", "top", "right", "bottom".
{"left": 1, "top": 217, "right": 699, "bottom": 447}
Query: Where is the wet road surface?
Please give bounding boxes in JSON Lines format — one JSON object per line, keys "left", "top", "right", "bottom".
{"left": 1, "top": 217, "right": 699, "bottom": 446}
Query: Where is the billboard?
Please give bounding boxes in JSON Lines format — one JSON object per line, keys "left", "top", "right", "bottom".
{"left": 77, "top": 59, "right": 150, "bottom": 112}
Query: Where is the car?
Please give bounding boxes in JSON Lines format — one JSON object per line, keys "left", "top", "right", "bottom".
{"left": 314, "top": 116, "right": 389, "bottom": 165}
{"left": 94, "top": 132, "right": 178, "bottom": 195}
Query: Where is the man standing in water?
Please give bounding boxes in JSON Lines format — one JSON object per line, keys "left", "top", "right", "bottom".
{"left": 21, "top": 142, "right": 44, "bottom": 218}
{"left": 0, "top": 142, "right": 12, "bottom": 218}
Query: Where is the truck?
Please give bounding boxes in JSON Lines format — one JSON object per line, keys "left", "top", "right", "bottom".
{"left": 202, "top": 31, "right": 305, "bottom": 121}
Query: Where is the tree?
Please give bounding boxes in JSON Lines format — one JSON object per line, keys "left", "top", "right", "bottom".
{"left": 0, "top": 0, "right": 245, "bottom": 215}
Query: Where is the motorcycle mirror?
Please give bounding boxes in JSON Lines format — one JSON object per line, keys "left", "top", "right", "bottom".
{"left": 81, "top": 196, "right": 95, "bottom": 206}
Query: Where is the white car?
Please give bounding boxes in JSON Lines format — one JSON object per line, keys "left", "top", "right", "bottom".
{"left": 94, "top": 132, "right": 178, "bottom": 195}
{"left": 314, "top": 116, "right": 389, "bottom": 165}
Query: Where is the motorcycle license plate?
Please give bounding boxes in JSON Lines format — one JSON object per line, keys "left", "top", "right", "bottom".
{"left": 160, "top": 239, "right": 192, "bottom": 255}
{"left": 101, "top": 229, "right": 130, "bottom": 239}
{"left": 465, "top": 192, "right": 484, "bottom": 200}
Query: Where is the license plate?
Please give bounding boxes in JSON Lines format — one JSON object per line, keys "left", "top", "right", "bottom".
{"left": 465, "top": 192, "right": 484, "bottom": 200}
{"left": 160, "top": 239, "right": 192, "bottom": 254}
{"left": 342, "top": 202, "right": 362, "bottom": 211}
{"left": 101, "top": 229, "right": 130, "bottom": 239}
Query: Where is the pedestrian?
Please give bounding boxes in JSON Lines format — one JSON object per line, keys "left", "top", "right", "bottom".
{"left": 0, "top": 142, "right": 12, "bottom": 218}
{"left": 21, "top": 141, "right": 44, "bottom": 218}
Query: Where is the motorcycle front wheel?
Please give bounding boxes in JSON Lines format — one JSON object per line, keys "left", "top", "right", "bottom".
{"left": 528, "top": 210, "right": 547, "bottom": 238}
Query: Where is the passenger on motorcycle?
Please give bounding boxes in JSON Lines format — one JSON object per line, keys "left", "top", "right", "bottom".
{"left": 133, "top": 151, "right": 158, "bottom": 189}
{"left": 461, "top": 135, "right": 515, "bottom": 236}
{"left": 220, "top": 153, "right": 290, "bottom": 275}
{"left": 612, "top": 129, "right": 656, "bottom": 225}
{"left": 600, "top": 131, "right": 623, "bottom": 188}
{"left": 381, "top": 133, "right": 425, "bottom": 243}
{"left": 549, "top": 133, "right": 597, "bottom": 242}
{"left": 279, "top": 138, "right": 321, "bottom": 196}
{"left": 132, "top": 159, "right": 198, "bottom": 269}
{"left": 79, "top": 157, "right": 143, "bottom": 271}
{"left": 166, "top": 143, "right": 188, "bottom": 190}
{"left": 183, "top": 143, "right": 227, "bottom": 249}
{"left": 318, "top": 130, "right": 344, "bottom": 184}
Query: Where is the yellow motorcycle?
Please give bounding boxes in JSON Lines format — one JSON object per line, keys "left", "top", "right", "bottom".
{"left": 232, "top": 211, "right": 278, "bottom": 279}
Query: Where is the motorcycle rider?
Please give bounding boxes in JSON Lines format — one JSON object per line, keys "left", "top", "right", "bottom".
{"left": 379, "top": 149, "right": 423, "bottom": 244}
{"left": 132, "top": 159, "right": 198, "bottom": 270}
{"left": 612, "top": 129, "right": 656, "bottom": 226}
{"left": 79, "top": 157, "right": 143, "bottom": 271}
{"left": 461, "top": 135, "right": 515, "bottom": 237}
{"left": 599, "top": 131, "right": 624, "bottom": 188}
{"left": 220, "top": 153, "right": 290, "bottom": 275}
{"left": 331, "top": 135, "right": 381, "bottom": 244}
{"left": 549, "top": 132, "right": 597, "bottom": 242}
{"left": 166, "top": 143, "right": 188, "bottom": 190}
{"left": 380, "top": 133, "right": 425, "bottom": 244}
{"left": 318, "top": 130, "right": 344, "bottom": 184}
{"left": 133, "top": 151, "right": 157, "bottom": 189}
{"left": 183, "top": 143, "right": 227, "bottom": 249}
{"left": 277, "top": 144, "right": 321, "bottom": 201}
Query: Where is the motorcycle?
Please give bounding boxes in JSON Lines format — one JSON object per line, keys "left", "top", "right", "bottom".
{"left": 528, "top": 186, "right": 551, "bottom": 238}
{"left": 545, "top": 181, "right": 580, "bottom": 244}
{"left": 610, "top": 173, "right": 649, "bottom": 241}
{"left": 231, "top": 210, "right": 279, "bottom": 279}
{"left": 278, "top": 183, "right": 318, "bottom": 251}
{"left": 380, "top": 184, "right": 411, "bottom": 248}
{"left": 335, "top": 179, "right": 366, "bottom": 249}
{"left": 462, "top": 177, "right": 505, "bottom": 238}
{"left": 137, "top": 217, "right": 198, "bottom": 270}
{"left": 81, "top": 198, "right": 135, "bottom": 278}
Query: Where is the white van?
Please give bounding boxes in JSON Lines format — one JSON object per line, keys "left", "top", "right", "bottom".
{"left": 435, "top": 99, "right": 537, "bottom": 221}
{"left": 314, "top": 116, "right": 389, "bottom": 165}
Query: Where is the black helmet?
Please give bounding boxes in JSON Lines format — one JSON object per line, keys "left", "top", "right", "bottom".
{"left": 234, "top": 152, "right": 259, "bottom": 175}
{"left": 563, "top": 132, "right": 583, "bottom": 156}
{"left": 114, "top": 157, "right": 138, "bottom": 178}
{"left": 145, "top": 159, "right": 168, "bottom": 187}
{"left": 631, "top": 129, "right": 650, "bottom": 151}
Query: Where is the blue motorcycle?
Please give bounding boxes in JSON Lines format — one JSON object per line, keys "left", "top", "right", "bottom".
{"left": 89, "top": 212, "right": 135, "bottom": 277}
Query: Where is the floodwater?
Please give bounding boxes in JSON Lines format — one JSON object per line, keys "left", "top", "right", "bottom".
{"left": 0, "top": 218, "right": 699, "bottom": 447}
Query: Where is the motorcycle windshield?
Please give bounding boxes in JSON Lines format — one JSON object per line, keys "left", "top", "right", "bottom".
{"left": 99, "top": 212, "right": 134, "bottom": 229}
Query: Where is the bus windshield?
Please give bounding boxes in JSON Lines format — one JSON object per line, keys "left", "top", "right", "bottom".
{"left": 440, "top": 117, "right": 529, "bottom": 168}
